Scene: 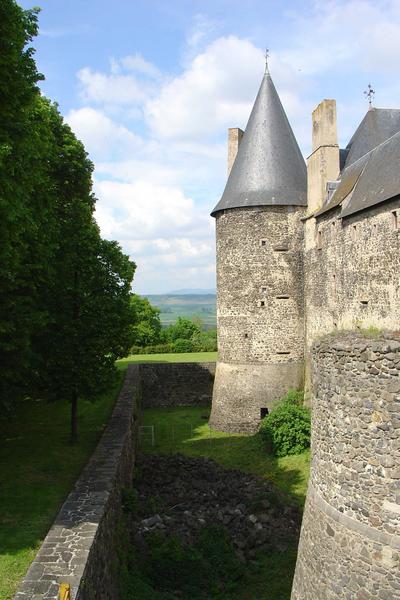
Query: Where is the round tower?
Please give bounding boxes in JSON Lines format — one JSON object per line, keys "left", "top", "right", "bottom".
{"left": 209, "top": 69, "right": 307, "bottom": 433}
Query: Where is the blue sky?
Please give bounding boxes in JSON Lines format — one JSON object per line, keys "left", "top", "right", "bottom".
{"left": 19, "top": 0, "right": 400, "bottom": 293}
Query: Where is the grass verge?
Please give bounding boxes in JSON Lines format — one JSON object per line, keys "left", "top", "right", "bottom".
{"left": 0, "top": 369, "right": 126, "bottom": 600}
{"left": 117, "top": 351, "right": 217, "bottom": 367}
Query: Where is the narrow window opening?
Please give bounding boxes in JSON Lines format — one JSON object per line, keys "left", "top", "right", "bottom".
{"left": 260, "top": 239, "right": 267, "bottom": 247}
{"left": 276, "top": 351, "right": 291, "bottom": 355}
{"left": 273, "top": 245, "right": 289, "bottom": 252}
{"left": 244, "top": 333, "right": 248, "bottom": 339}
{"left": 392, "top": 211, "right": 399, "bottom": 230}
{"left": 352, "top": 225, "right": 357, "bottom": 240}
{"left": 316, "top": 230, "right": 322, "bottom": 250}
{"left": 260, "top": 408, "right": 269, "bottom": 419}
{"left": 360, "top": 299, "right": 369, "bottom": 306}
{"left": 276, "top": 295, "right": 290, "bottom": 299}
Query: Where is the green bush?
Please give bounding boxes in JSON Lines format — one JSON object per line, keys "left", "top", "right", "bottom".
{"left": 259, "top": 389, "right": 310, "bottom": 457}
{"left": 129, "top": 343, "right": 174, "bottom": 355}
{"left": 173, "top": 338, "right": 194, "bottom": 353}
{"left": 192, "top": 330, "right": 218, "bottom": 352}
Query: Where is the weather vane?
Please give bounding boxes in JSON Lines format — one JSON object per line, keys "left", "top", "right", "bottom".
{"left": 265, "top": 48, "right": 269, "bottom": 73}
{"left": 364, "top": 83, "right": 375, "bottom": 109}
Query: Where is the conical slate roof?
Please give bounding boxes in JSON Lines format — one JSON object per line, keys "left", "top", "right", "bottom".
{"left": 211, "top": 71, "right": 307, "bottom": 216}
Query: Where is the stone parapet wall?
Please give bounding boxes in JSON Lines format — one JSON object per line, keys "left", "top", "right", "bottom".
{"left": 140, "top": 362, "right": 215, "bottom": 408}
{"left": 291, "top": 333, "right": 400, "bottom": 599}
{"left": 14, "top": 365, "right": 140, "bottom": 600}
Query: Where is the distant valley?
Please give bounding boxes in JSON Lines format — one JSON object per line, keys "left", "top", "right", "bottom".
{"left": 145, "top": 293, "right": 216, "bottom": 329}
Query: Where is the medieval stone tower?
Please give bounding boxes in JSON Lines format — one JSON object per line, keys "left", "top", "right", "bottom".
{"left": 209, "top": 68, "right": 307, "bottom": 433}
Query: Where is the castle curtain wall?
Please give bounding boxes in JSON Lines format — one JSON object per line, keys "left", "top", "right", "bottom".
{"left": 303, "top": 197, "right": 400, "bottom": 399}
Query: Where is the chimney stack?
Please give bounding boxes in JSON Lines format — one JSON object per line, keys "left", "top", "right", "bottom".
{"left": 227, "top": 127, "right": 244, "bottom": 175}
{"left": 307, "top": 100, "right": 340, "bottom": 213}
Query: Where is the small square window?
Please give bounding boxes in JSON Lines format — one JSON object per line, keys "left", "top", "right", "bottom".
{"left": 392, "top": 211, "right": 399, "bottom": 230}
{"left": 257, "top": 300, "right": 266, "bottom": 308}
{"left": 260, "top": 239, "right": 267, "bottom": 247}
{"left": 260, "top": 286, "right": 267, "bottom": 294}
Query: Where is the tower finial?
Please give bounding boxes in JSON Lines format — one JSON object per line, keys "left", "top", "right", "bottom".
{"left": 265, "top": 48, "right": 269, "bottom": 73}
{"left": 364, "top": 83, "right": 375, "bottom": 109}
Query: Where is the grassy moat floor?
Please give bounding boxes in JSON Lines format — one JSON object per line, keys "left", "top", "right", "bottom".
{"left": 140, "top": 407, "right": 309, "bottom": 507}
{"left": 122, "top": 406, "right": 310, "bottom": 600}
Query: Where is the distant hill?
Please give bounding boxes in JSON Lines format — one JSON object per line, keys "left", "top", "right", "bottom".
{"left": 168, "top": 288, "right": 216, "bottom": 295}
{"left": 144, "top": 293, "right": 216, "bottom": 329}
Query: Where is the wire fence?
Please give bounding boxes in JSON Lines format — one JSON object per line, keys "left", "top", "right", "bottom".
{"left": 138, "top": 422, "right": 219, "bottom": 451}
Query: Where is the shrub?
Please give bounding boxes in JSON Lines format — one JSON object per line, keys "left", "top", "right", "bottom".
{"left": 173, "top": 338, "right": 194, "bottom": 353}
{"left": 146, "top": 343, "right": 174, "bottom": 354}
{"left": 164, "top": 317, "right": 201, "bottom": 343}
{"left": 191, "top": 330, "right": 218, "bottom": 352}
{"left": 129, "top": 343, "right": 174, "bottom": 355}
{"left": 259, "top": 389, "right": 310, "bottom": 457}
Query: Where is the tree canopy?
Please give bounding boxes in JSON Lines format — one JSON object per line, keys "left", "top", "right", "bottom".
{"left": 0, "top": 0, "right": 136, "bottom": 442}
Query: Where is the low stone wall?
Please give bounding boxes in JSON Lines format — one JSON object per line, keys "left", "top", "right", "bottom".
{"left": 140, "top": 362, "right": 215, "bottom": 408}
{"left": 291, "top": 333, "right": 400, "bottom": 600}
{"left": 14, "top": 364, "right": 140, "bottom": 600}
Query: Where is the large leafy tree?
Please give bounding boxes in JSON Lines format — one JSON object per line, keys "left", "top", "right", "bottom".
{"left": 32, "top": 106, "right": 136, "bottom": 442}
{"left": 130, "top": 294, "right": 162, "bottom": 347}
{"left": 0, "top": 1, "right": 137, "bottom": 444}
{"left": 0, "top": 1, "right": 53, "bottom": 406}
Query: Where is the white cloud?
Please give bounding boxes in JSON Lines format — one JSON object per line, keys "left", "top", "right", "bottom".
{"left": 94, "top": 179, "right": 211, "bottom": 241}
{"left": 119, "top": 53, "right": 161, "bottom": 79}
{"left": 283, "top": 0, "right": 400, "bottom": 76}
{"left": 92, "top": 178, "right": 215, "bottom": 293}
{"left": 66, "top": 107, "right": 143, "bottom": 160}
{"left": 77, "top": 66, "right": 151, "bottom": 106}
{"left": 145, "top": 36, "right": 264, "bottom": 139}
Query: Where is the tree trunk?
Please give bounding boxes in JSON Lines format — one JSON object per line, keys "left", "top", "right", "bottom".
{"left": 71, "top": 388, "right": 78, "bottom": 444}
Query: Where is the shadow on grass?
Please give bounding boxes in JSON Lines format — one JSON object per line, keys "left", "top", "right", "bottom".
{"left": 0, "top": 371, "right": 125, "bottom": 600}
{"left": 140, "top": 407, "right": 310, "bottom": 507}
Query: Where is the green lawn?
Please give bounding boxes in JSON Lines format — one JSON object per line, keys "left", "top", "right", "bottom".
{"left": 117, "top": 351, "right": 217, "bottom": 367}
{"left": 140, "top": 406, "right": 309, "bottom": 505}
{"left": 0, "top": 370, "right": 125, "bottom": 600}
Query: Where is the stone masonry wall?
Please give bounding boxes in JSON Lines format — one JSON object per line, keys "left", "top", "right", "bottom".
{"left": 304, "top": 198, "right": 400, "bottom": 367}
{"left": 211, "top": 204, "right": 305, "bottom": 432}
{"left": 14, "top": 365, "right": 140, "bottom": 600}
{"left": 216, "top": 205, "right": 305, "bottom": 364}
{"left": 291, "top": 334, "right": 400, "bottom": 600}
{"left": 140, "top": 362, "right": 215, "bottom": 408}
